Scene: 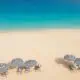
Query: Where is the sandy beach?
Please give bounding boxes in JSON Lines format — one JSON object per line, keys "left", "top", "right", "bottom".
{"left": 0, "top": 29, "right": 80, "bottom": 80}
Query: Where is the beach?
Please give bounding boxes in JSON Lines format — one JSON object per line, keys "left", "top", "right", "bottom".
{"left": 0, "top": 29, "right": 80, "bottom": 80}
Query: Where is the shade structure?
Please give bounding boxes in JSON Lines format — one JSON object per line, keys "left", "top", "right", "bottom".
{"left": 24, "top": 60, "right": 38, "bottom": 69}
{"left": 64, "top": 54, "right": 76, "bottom": 61}
{"left": 9, "top": 58, "right": 24, "bottom": 68}
{"left": 0, "top": 63, "right": 8, "bottom": 73}
{"left": 74, "top": 58, "right": 80, "bottom": 66}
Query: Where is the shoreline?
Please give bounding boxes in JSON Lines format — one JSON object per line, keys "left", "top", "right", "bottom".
{"left": 0, "top": 28, "right": 80, "bottom": 32}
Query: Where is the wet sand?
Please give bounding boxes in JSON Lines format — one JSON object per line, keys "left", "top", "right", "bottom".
{"left": 0, "top": 29, "right": 80, "bottom": 80}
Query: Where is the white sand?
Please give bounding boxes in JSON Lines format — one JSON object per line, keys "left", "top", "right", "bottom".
{"left": 0, "top": 29, "right": 80, "bottom": 80}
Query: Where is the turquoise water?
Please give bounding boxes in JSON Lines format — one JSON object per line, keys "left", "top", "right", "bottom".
{"left": 0, "top": 0, "right": 80, "bottom": 29}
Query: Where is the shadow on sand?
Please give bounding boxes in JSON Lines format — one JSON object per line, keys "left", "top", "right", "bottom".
{"left": 55, "top": 58, "right": 74, "bottom": 71}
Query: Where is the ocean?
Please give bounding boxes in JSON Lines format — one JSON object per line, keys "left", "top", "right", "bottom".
{"left": 0, "top": 0, "right": 80, "bottom": 30}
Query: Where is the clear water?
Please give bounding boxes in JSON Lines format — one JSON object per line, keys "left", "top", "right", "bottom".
{"left": 0, "top": 0, "right": 80, "bottom": 30}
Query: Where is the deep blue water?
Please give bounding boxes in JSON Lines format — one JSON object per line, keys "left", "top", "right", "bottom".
{"left": 0, "top": 0, "right": 80, "bottom": 29}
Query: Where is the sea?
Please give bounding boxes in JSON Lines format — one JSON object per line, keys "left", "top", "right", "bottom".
{"left": 0, "top": 0, "right": 80, "bottom": 30}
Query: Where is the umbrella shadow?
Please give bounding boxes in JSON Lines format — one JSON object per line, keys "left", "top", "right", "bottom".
{"left": 55, "top": 57, "right": 74, "bottom": 71}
